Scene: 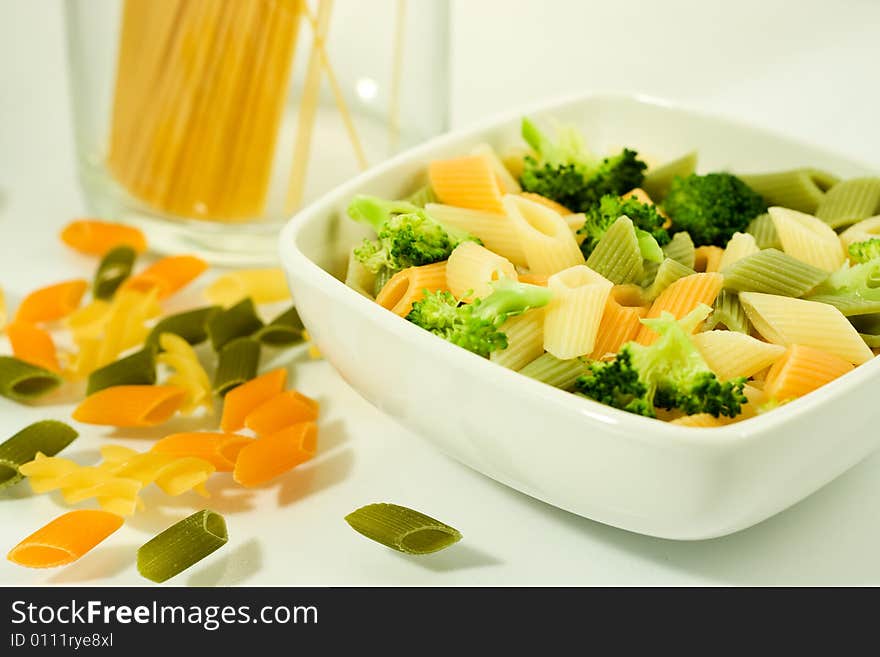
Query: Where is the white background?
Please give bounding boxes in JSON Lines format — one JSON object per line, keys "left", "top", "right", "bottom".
{"left": 2, "top": 0, "right": 880, "bottom": 586}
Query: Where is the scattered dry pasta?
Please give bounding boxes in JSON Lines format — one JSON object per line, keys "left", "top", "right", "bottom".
{"left": 72, "top": 384, "right": 187, "bottom": 427}
{"left": 15, "top": 280, "right": 88, "bottom": 324}
{"left": 7, "top": 510, "right": 123, "bottom": 568}
{"left": 60, "top": 219, "right": 147, "bottom": 256}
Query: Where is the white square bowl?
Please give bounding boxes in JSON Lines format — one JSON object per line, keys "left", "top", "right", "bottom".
{"left": 279, "top": 93, "right": 880, "bottom": 540}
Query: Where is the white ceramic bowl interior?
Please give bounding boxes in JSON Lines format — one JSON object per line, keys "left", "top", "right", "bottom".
{"left": 280, "top": 93, "right": 880, "bottom": 540}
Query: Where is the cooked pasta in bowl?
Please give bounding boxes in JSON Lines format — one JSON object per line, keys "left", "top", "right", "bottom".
{"left": 280, "top": 93, "right": 880, "bottom": 539}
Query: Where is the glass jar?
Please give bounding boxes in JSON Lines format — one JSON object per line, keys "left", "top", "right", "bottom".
{"left": 64, "top": 0, "right": 449, "bottom": 265}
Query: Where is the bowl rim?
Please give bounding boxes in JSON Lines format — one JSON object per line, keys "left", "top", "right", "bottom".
{"left": 279, "top": 90, "right": 880, "bottom": 448}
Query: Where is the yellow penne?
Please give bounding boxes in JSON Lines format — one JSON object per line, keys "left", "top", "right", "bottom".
{"left": 471, "top": 143, "right": 521, "bottom": 193}
{"left": 502, "top": 194, "right": 584, "bottom": 276}
{"left": 375, "top": 262, "right": 448, "bottom": 317}
{"left": 839, "top": 215, "right": 880, "bottom": 250}
{"left": 669, "top": 414, "right": 725, "bottom": 427}
{"left": 718, "top": 232, "right": 760, "bottom": 271}
{"left": 426, "top": 203, "right": 528, "bottom": 268}
{"left": 636, "top": 273, "right": 723, "bottom": 345}
{"left": 517, "top": 192, "right": 571, "bottom": 215}
{"left": 691, "top": 330, "right": 786, "bottom": 380}
{"left": 564, "top": 213, "right": 586, "bottom": 241}
{"left": 490, "top": 309, "right": 545, "bottom": 371}
{"left": 769, "top": 206, "right": 846, "bottom": 271}
{"left": 544, "top": 265, "right": 613, "bottom": 359}
{"left": 591, "top": 285, "right": 649, "bottom": 359}
{"left": 446, "top": 241, "right": 517, "bottom": 302}
{"left": 739, "top": 292, "right": 873, "bottom": 365}
{"left": 694, "top": 246, "right": 724, "bottom": 273}
{"left": 764, "top": 344, "right": 855, "bottom": 401}
{"left": 428, "top": 154, "right": 505, "bottom": 214}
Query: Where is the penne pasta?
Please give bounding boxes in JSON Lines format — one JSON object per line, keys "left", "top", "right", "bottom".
{"left": 544, "top": 265, "right": 613, "bottom": 359}
{"left": 446, "top": 241, "right": 517, "bottom": 302}
{"left": 233, "top": 422, "right": 318, "bottom": 487}
{"left": 502, "top": 194, "right": 585, "bottom": 276}
{"left": 585, "top": 216, "right": 644, "bottom": 284}
{"left": 425, "top": 203, "right": 528, "bottom": 268}
{"left": 15, "top": 280, "right": 88, "bottom": 324}
{"left": 517, "top": 192, "right": 571, "bottom": 215}
{"left": 428, "top": 154, "right": 505, "bottom": 214}
{"left": 769, "top": 206, "right": 846, "bottom": 272}
{"left": 5, "top": 321, "right": 60, "bottom": 373}
{"left": 519, "top": 352, "right": 590, "bottom": 390}
{"left": 60, "top": 219, "right": 147, "bottom": 256}
{"left": 705, "top": 289, "right": 749, "bottom": 333}
{"left": 93, "top": 246, "right": 137, "bottom": 300}
{"left": 490, "top": 309, "right": 545, "bottom": 371}
{"left": 7, "top": 510, "right": 123, "bottom": 568}
{"left": 472, "top": 143, "right": 521, "bottom": 193}
{"left": 0, "top": 420, "right": 78, "bottom": 489}
{"left": 839, "top": 215, "right": 880, "bottom": 251}
{"left": 764, "top": 344, "right": 855, "bottom": 401}
{"left": 152, "top": 432, "right": 253, "bottom": 472}
{"left": 375, "top": 261, "right": 448, "bottom": 317}
{"left": 691, "top": 330, "right": 786, "bottom": 381}
{"left": 245, "top": 390, "right": 320, "bottom": 437}
{"left": 717, "top": 232, "right": 760, "bottom": 271}
{"left": 661, "top": 231, "right": 696, "bottom": 269}
{"left": 738, "top": 169, "right": 837, "bottom": 214}
{"left": 694, "top": 245, "right": 724, "bottom": 273}
{"left": 590, "top": 285, "right": 649, "bottom": 359}
{"left": 636, "top": 273, "right": 723, "bottom": 345}
{"left": 220, "top": 367, "right": 288, "bottom": 433}
{"left": 721, "top": 248, "right": 827, "bottom": 297}
{"left": 122, "top": 254, "right": 208, "bottom": 300}
{"left": 0, "top": 356, "right": 63, "bottom": 402}
{"left": 815, "top": 177, "right": 880, "bottom": 229}
{"left": 746, "top": 212, "right": 781, "bottom": 249}
{"left": 72, "top": 384, "right": 187, "bottom": 427}
{"left": 739, "top": 292, "right": 873, "bottom": 365}
{"left": 642, "top": 151, "right": 697, "bottom": 201}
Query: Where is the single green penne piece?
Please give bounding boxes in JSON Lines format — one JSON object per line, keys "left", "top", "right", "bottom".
{"left": 255, "top": 305, "right": 305, "bottom": 346}
{"left": 93, "top": 245, "right": 137, "bottom": 300}
{"left": 207, "top": 298, "right": 263, "bottom": 352}
{"left": 805, "top": 294, "right": 880, "bottom": 317}
{"left": 213, "top": 337, "right": 261, "bottom": 396}
{"left": 86, "top": 348, "right": 156, "bottom": 396}
{"left": 816, "top": 177, "right": 880, "bottom": 229}
{"left": 405, "top": 184, "right": 438, "bottom": 208}
{"left": 738, "top": 168, "right": 838, "bottom": 214}
{"left": 345, "top": 503, "right": 462, "bottom": 555}
{"left": 722, "top": 248, "right": 828, "bottom": 297}
{"left": 644, "top": 258, "right": 695, "bottom": 301}
{"left": 519, "top": 352, "right": 590, "bottom": 391}
{"left": 662, "top": 231, "right": 696, "bottom": 269}
{"left": 146, "top": 306, "right": 221, "bottom": 350}
{"left": 642, "top": 151, "right": 698, "bottom": 202}
{"left": 0, "top": 356, "right": 63, "bottom": 402}
{"left": 586, "top": 216, "right": 643, "bottom": 284}
{"left": 373, "top": 267, "right": 394, "bottom": 297}
{"left": 0, "top": 420, "right": 78, "bottom": 489}
{"left": 851, "top": 314, "right": 880, "bottom": 347}
{"left": 746, "top": 212, "right": 781, "bottom": 249}
{"left": 705, "top": 289, "right": 750, "bottom": 334}
{"left": 137, "top": 509, "right": 228, "bottom": 583}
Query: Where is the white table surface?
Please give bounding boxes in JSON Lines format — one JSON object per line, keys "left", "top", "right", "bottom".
{"left": 2, "top": 0, "right": 880, "bottom": 586}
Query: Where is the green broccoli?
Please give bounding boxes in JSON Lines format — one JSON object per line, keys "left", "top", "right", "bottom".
{"left": 348, "top": 195, "right": 477, "bottom": 275}
{"left": 406, "top": 279, "right": 553, "bottom": 357}
{"left": 577, "top": 194, "right": 671, "bottom": 258}
{"left": 848, "top": 238, "right": 880, "bottom": 264}
{"left": 519, "top": 117, "right": 647, "bottom": 212}
{"left": 575, "top": 305, "right": 748, "bottom": 419}
{"left": 810, "top": 258, "right": 880, "bottom": 301}
{"left": 661, "top": 173, "right": 767, "bottom": 246}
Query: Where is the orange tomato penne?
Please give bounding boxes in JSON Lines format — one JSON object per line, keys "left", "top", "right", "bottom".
{"left": 244, "top": 390, "right": 320, "bottom": 437}
{"left": 429, "top": 154, "right": 505, "bottom": 214}
{"left": 694, "top": 245, "right": 725, "bottom": 273}
{"left": 7, "top": 510, "right": 123, "bottom": 568}
{"left": 121, "top": 255, "right": 208, "bottom": 300}
{"left": 151, "top": 432, "right": 253, "bottom": 471}
{"left": 72, "top": 385, "right": 187, "bottom": 427}
{"left": 5, "top": 320, "right": 61, "bottom": 373}
{"left": 60, "top": 219, "right": 148, "bottom": 256}
{"left": 591, "top": 285, "right": 649, "bottom": 359}
{"left": 15, "top": 279, "right": 88, "bottom": 324}
{"left": 636, "top": 273, "right": 723, "bottom": 345}
{"left": 375, "top": 262, "right": 448, "bottom": 317}
{"left": 764, "top": 344, "right": 854, "bottom": 402}
{"left": 517, "top": 192, "right": 572, "bottom": 215}
{"left": 220, "top": 368, "right": 288, "bottom": 433}
{"left": 233, "top": 422, "right": 318, "bottom": 487}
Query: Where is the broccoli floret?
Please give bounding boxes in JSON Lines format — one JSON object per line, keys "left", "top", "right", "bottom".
{"left": 348, "top": 195, "right": 477, "bottom": 275}
{"left": 577, "top": 194, "right": 671, "bottom": 258}
{"left": 661, "top": 173, "right": 767, "bottom": 246}
{"left": 576, "top": 305, "right": 748, "bottom": 418}
{"left": 518, "top": 118, "right": 647, "bottom": 212}
{"left": 848, "top": 238, "right": 880, "bottom": 264}
{"left": 406, "top": 279, "right": 553, "bottom": 357}
{"left": 811, "top": 259, "right": 880, "bottom": 301}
